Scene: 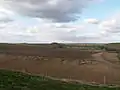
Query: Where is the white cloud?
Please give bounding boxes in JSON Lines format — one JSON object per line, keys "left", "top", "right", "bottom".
{"left": 99, "top": 13, "right": 120, "bottom": 35}
{"left": 0, "top": 7, "right": 13, "bottom": 23}
{"left": 0, "top": 20, "right": 102, "bottom": 43}
{"left": 84, "top": 18, "right": 99, "bottom": 24}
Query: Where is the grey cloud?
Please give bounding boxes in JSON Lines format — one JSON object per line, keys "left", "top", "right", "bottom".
{"left": 0, "top": 17, "right": 13, "bottom": 23}
{"left": 2, "top": 0, "right": 93, "bottom": 22}
{"left": 0, "top": 11, "right": 13, "bottom": 23}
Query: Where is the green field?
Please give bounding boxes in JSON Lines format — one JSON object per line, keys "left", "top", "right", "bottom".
{"left": 0, "top": 69, "right": 119, "bottom": 90}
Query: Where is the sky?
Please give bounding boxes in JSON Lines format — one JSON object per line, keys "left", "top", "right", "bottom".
{"left": 0, "top": 0, "right": 120, "bottom": 43}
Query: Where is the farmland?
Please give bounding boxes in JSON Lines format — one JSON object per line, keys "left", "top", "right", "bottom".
{"left": 0, "top": 43, "right": 120, "bottom": 89}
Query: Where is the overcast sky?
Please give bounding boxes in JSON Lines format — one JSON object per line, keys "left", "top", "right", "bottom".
{"left": 0, "top": 0, "right": 120, "bottom": 43}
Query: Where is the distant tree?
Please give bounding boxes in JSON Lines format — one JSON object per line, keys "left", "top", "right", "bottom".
{"left": 51, "top": 42, "right": 64, "bottom": 48}
{"left": 51, "top": 42, "right": 58, "bottom": 45}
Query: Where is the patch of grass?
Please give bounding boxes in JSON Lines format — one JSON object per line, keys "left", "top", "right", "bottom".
{"left": 0, "top": 69, "right": 120, "bottom": 90}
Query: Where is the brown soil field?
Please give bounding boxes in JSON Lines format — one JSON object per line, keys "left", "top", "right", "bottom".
{"left": 0, "top": 44, "right": 93, "bottom": 59}
{"left": 0, "top": 45, "right": 120, "bottom": 85}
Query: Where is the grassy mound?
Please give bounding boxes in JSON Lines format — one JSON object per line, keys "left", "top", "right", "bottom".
{"left": 0, "top": 69, "right": 119, "bottom": 90}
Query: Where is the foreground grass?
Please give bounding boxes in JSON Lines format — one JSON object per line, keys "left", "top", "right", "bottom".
{"left": 0, "top": 69, "right": 120, "bottom": 90}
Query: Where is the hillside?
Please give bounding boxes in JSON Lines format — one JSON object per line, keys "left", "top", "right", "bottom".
{"left": 0, "top": 69, "right": 119, "bottom": 90}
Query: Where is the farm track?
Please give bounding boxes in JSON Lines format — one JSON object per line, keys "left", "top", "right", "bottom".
{"left": 92, "top": 52, "right": 120, "bottom": 69}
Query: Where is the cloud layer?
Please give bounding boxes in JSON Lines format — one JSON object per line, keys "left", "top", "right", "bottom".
{"left": 1, "top": 0, "right": 93, "bottom": 22}
{"left": 0, "top": 0, "right": 120, "bottom": 43}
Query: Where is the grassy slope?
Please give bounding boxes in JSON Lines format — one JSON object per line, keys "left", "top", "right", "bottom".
{"left": 0, "top": 70, "right": 119, "bottom": 90}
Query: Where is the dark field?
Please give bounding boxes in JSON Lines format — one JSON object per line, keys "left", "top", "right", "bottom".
{"left": 0, "top": 43, "right": 93, "bottom": 59}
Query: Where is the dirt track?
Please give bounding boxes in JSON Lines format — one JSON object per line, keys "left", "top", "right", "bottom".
{"left": 92, "top": 53, "right": 120, "bottom": 69}
{"left": 0, "top": 47, "right": 120, "bottom": 85}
